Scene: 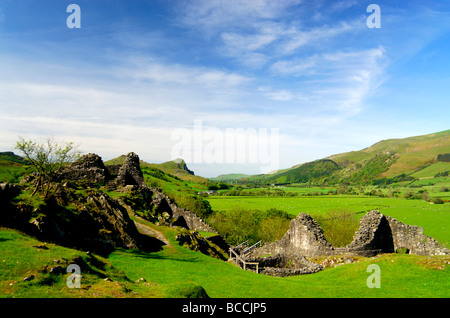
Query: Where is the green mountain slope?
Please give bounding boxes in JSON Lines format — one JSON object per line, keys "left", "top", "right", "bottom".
{"left": 242, "top": 159, "right": 340, "bottom": 184}
{"left": 236, "top": 129, "right": 450, "bottom": 185}
{"left": 209, "top": 173, "right": 250, "bottom": 182}
{"left": 327, "top": 129, "right": 450, "bottom": 178}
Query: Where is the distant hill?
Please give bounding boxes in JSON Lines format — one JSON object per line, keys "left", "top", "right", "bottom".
{"left": 326, "top": 129, "right": 450, "bottom": 179}
{"left": 0, "top": 152, "right": 29, "bottom": 165}
{"left": 241, "top": 159, "right": 340, "bottom": 184}
{"left": 234, "top": 129, "right": 450, "bottom": 185}
{"left": 209, "top": 173, "right": 250, "bottom": 182}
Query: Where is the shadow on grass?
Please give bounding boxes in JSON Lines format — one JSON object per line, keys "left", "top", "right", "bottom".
{"left": 117, "top": 247, "right": 202, "bottom": 263}
{"left": 137, "top": 233, "right": 166, "bottom": 253}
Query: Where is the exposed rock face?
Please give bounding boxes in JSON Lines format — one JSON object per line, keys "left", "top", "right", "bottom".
{"left": 61, "top": 153, "right": 110, "bottom": 184}
{"left": 175, "top": 230, "right": 227, "bottom": 260}
{"left": 3, "top": 152, "right": 220, "bottom": 256}
{"left": 82, "top": 192, "right": 141, "bottom": 250}
{"left": 116, "top": 152, "right": 145, "bottom": 187}
{"left": 172, "top": 158, "right": 195, "bottom": 175}
{"left": 0, "top": 183, "right": 25, "bottom": 228}
{"left": 0, "top": 182, "right": 21, "bottom": 202}
{"left": 27, "top": 191, "right": 141, "bottom": 255}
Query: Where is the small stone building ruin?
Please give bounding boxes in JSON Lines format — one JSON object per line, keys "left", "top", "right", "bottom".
{"left": 231, "top": 210, "right": 449, "bottom": 277}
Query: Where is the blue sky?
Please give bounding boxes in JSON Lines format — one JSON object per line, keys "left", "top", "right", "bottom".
{"left": 0, "top": 0, "right": 449, "bottom": 177}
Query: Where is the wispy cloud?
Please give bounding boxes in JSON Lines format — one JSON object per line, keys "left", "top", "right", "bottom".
{"left": 179, "top": 0, "right": 303, "bottom": 30}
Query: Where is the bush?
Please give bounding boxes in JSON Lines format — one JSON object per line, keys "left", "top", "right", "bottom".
{"left": 311, "top": 209, "right": 359, "bottom": 247}
{"left": 208, "top": 208, "right": 259, "bottom": 246}
{"left": 432, "top": 197, "right": 444, "bottom": 204}
{"left": 207, "top": 207, "right": 292, "bottom": 246}
{"left": 257, "top": 217, "right": 290, "bottom": 243}
{"left": 421, "top": 191, "right": 431, "bottom": 201}
{"left": 172, "top": 194, "right": 213, "bottom": 220}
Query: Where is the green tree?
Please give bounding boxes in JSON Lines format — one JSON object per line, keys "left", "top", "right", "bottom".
{"left": 15, "top": 137, "right": 80, "bottom": 198}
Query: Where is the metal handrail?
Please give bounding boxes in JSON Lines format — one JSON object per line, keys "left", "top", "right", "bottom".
{"left": 242, "top": 240, "right": 262, "bottom": 256}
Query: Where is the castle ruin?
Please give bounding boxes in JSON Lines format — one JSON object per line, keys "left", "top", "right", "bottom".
{"left": 231, "top": 210, "right": 449, "bottom": 276}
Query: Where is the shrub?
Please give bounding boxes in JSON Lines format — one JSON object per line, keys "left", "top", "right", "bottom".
{"left": 207, "top": 207, "right": 292, "bottom": 246}
{"left": 421, "top": 191, "right": 431, "bottom": 201}
{"left": 312, "top": 209, "right": 360, "bottom": 247}
{"left": 432, "top": 197, "right": 444, "bottom": 204}
{"left": 396, "top": 247, "right": 410, "bottom": 254}
{"left": 208, "top": 208, "right": 259, "bottom": 246}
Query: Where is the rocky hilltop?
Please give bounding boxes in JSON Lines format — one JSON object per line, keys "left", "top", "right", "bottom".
{"left": 0, "top": 152, "right": 218, "bottom": 256}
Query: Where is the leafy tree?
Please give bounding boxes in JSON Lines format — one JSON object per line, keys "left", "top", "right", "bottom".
{"left": 437, "top": 153, "right": 450, "bottom": 162}
{"left": 15, "top": 137, "right": 80, "bottom": 198}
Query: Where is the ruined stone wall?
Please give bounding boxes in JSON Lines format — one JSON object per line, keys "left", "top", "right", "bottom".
{"left": 346, "top": 210, "right": 394, "bottom": 256}
{"left": 150, "top": 190, "right": 217, "bottom": 233}
{"left": 172, "top": 206, "right": 217, "bottom": 233}
{"left": 251, "top": 210, "right": 449, "bottom": 259}
{"left": 252, "top": 213, "right": 334, "bottom": 258}
{"left": 386, "top": 216, "right": 449, "bottom": 256}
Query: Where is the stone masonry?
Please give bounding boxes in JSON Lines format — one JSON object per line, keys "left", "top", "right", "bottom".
{"left": 251, "top": 210, "right": 449, "bottom": 259}
{"left": 243, "top": 210, "right": 449, "bottom": 276}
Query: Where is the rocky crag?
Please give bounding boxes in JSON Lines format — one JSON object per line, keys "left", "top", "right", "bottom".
{"left": 0, "top": 152, "right": 218, "bottom": 257}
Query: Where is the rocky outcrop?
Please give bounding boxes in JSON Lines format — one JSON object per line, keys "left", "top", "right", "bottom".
{"left": 0, "top": 181, "right": 149, "bottom": 255}
{"left": 61, "top": 153, "right": 110, "bottom": 184}
{"left": 116, "top": 152, "right": 145, "bottom": 187}
{"left": 0, "top": 182, "right": 21, "bottom": 202}
{"left": 82, "top": 192, "right": 141, "bottom": 249}
{"left": 175, "top": 230, "right": 227, "bottom": 260}
{"left": 27, "top": 191, "right": 142, "bottom": 255}
{"left": 4, "top": 151, "right": 220, "bottom": 256}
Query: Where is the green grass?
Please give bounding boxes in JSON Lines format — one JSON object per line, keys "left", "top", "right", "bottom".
{"left": 0, "top": 161, "right": 31, "bottom": 183}
{"left": 0, "top": 228, "right": 162, "bottom": 298}
{"left": 2, "top": 224, "right": 449, "bottom": 298}
{"left": 107, "top": 225, "right": 450, "bottom": 298}
{"left": 410, "top": 162, "right": 450, "bottom": 178}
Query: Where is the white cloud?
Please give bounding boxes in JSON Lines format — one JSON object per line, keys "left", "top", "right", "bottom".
{"left": 178, "top": 1, "right": 363, "bottom": 69}
{"left": 279, "top": 21, "right": 356, "bottom": 54}
{"left": 180, "top": 0, "right": 302, "bottom": 31}
{"left": 122, "top": 58, "right": 251, "bottom": 88}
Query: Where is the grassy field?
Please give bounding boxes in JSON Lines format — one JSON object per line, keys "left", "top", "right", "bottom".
{"left": 206, "top": 194, "right": 450, "bottom": 247}
{"left": 1, "top": 218, "right": 449, "bottom": 298}
{"left": 107, "top": 221, "right": 450, "bottom": 298}
{"left": 410, "top": 162, "right": 450, "bottom": 178}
